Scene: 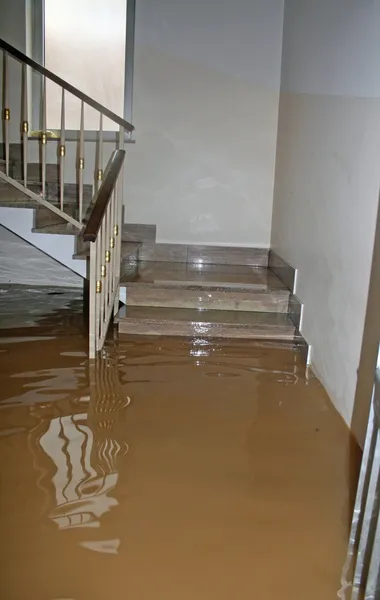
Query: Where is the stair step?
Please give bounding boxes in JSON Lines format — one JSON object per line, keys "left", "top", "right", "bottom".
{"left": 74, "top": 241, "right": 142, "bottom": 261}
{"left": 32, "top": 222, "right": 81, "bottom": 236}
{"left": 27, "top": 181, "right": 93, "bottom": 203}
{"left": 121, "top": 261, "right": 286, "bottom": 289}
{"left": 0, "top": 180, "right": 39, "bottom": 208}
{"left": 12, "top": 163, "right": 60, "bottom": 183}
{"left": 118, "top": 305, "right": 298, "bottom": 341}
{"left": 120, "top": 262, "right": 289, "bottom": 312}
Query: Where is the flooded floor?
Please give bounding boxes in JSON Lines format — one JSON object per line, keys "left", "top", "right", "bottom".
{"left": 0, "top": 286, "right": 359, "bottom": 599}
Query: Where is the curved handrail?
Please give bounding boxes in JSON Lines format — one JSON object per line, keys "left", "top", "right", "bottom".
{"left": 83, "top": 150, "right": 126, "bottom": 242}
{"left": 0, "top": 38, "right": 134, "bottom": 132}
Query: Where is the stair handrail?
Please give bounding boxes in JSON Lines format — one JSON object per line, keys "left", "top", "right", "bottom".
{"left": 83, "top": 149, "right": 126, "bottom": 358}
{"left": 0, "top": 38, "right": 134, "bottom": 132}
{"left": 83, "top": 150, "right": 125, "bottom": 242}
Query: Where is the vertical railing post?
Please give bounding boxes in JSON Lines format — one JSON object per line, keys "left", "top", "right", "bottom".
{"left": 41, "top": 75, "right": 47, "bottom": 197}
{"left": 21, "top": 63, "right": 29, "bottom": 187}
{"left": 113, "top": 126, "right": 125, "bottom": 315}
{"left": 78, "top": 100, "right": 85, "bottom": 222}
{"left": 110, "top": 189, "right": 116, "bottom": 298}
{"left": 2, "top": 52, "right": 10, "bottom": 176}
{"left": 97, "top": 113, "right": 103, "bottom": 192}
{"left": 106, "top": 200, "right": 112, "bottom": 319}
{"left": 89, "top": 240, "right": 97, "bottom": 359}
{"left": 59, "top": 89, "right": 66, "bottom": 212}
{"left": 340, "top": 372, "right": 380, "bottom": 600}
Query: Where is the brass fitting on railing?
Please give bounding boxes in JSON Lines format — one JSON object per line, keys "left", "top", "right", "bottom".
{"left": 41, "top": 132, "right": 47, "bottom": 145}
{"left": 101, "top": 265, "right": 106, "bottom": 278}
{"left": 3, "top": 108, "right": 10, "bottom": 121}
{"left": 59, "top": 145, "right": 66, "bottom": 157}
{"left": 78, "top": 157, "right": 84, "bottom": 170}
{"left": 22, "top": 120, "right": 29, "bottom": 134}
{"left": 96, "top": 280, "right": 102, "bottom": 293}
{"left": 114, "top": 225, "right": 119, "bottom": 237}
{"left": 105, "top": 250, "right": 111, "bottom": 263}
{"left": 110, "top": 237, "right": 115, "bottom": 249}
{"left": 97, "top": 169, "right": 103, "bottom": 181}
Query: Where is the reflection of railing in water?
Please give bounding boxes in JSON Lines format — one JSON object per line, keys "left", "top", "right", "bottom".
{"left": 28, "top": 357, "right": 130, "bottom": 532}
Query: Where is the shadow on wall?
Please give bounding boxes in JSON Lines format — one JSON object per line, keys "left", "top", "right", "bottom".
{"left": 351, "top": 191, "right": 380, "bottom": 449}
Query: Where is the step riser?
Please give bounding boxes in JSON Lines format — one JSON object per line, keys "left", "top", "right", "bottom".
{"left": 119, "top": 319, "right": 295, "bottom": 340}
{"left": 126, "top": 243, "right": 268, "bottom": 267}
{"left": 125, "top": 286, "right": 289, "bottom": 313}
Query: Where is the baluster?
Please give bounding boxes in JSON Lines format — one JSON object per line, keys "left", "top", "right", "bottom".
{"left": 113, "top": 126, "right": 125, "bottom": 313}
{"left": 89, "top": 239, "right": 97, "bottom": 359}
{"left": 97, "top": 113, "right": 103, "bottom": 192}
{"left": 110, "top": 189, "right": 116, "bottom": 297}
{"left": 106, "top": 200, "right": 112, "bottom": 313}
{"left": 21, "top": 63, "right": 29, "bottom": 187}
{"left": 100, "top": 218, "right": 106, "bottom": 344}
{"left": 364, "top": 505, "right": 380, "bottom": 599}
{"left": 78, "top": 100, "right": 85, "bottom": 222}
{"left": 59, "top": 89, "right": 66, "bottom": 212}
{"left": 102, "top": 207, "right": 109, "bottom": 336}
{"left": 41, "top": 75, "right": 47, "bottom": 198}
{"left": 95, "top": 234, "right": 102, "bottom": 352}
{"left": 2, "top": 52, "right": 10, "bottom": 176}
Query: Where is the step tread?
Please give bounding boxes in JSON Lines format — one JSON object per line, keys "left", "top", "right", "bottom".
{"left": 74, "top": 241, "right": 142, "bottom": 260}
{"left": 120, "top": 261, "right": 288, "bottom": 293}
{"left": 118, "top": 305, "right": 297, "bottom": 340}
{"left": 119, "top": 305, "right": 294, "bottom": 328}
{"left": 32, "top": 223, "right": 81, "bottom": 235}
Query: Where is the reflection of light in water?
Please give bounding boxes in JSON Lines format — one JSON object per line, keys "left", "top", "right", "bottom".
{"left": 2, "top": 367, "right": 85, "bottom": 408}
{"left": 190, "top": 349, "right": 210, "bottom": 357}
{"left": 80, "top": 539, "right": 120, "bottom": 554}
{"left": 0, "top": 336, "right": 55, "bottom": 344}
{"left": 192, "top": 338, "right": 210, "bottom": 347}
{"left": 38, "top": 413, "right": 128, "bottom": 531}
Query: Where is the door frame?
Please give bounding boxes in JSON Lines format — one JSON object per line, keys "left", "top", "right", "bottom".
{"left": 29, "top": 0, "right": 136, "bottom": 140}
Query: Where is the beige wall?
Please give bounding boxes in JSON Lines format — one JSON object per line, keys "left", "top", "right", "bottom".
{"left": 271, "top": 0, "right": 380, "bottom": 441}
{"left": 125, "top": 0, "right": 284, "bottom": 246}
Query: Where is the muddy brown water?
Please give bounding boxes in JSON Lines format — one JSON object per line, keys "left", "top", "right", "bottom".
{"left": 0, "top": 286, "right": 360, "bottom": 599}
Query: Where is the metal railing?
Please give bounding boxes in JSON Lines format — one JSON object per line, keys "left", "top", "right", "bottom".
{"left": 0, "top": 37, "right": 133, "bottom": 228}
{"left": 0, "top": 38, "right": 134, "bottom": 357}
{"left": 339, "top": 363, "right": 380, "bottom": 599}
{"left": 83, "top": 149, "right": 125, "bottom": 358}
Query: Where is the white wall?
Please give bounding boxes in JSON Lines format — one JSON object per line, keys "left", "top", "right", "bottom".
{"left": 1, "top": 0, "right": 284, "bottom": 247}
{"left": 126, "top": 0, "right": 284, "bottom": 246}
{"left": 271, "top": 0, "right": 380, "bottom": 436}
{"left": 0, "top": 224, "right": 82, "bottom": 287}
{"left": 0, "top": 207, "right": 86, "bottom": 279}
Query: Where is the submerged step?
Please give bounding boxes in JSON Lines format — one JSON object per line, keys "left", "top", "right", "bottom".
{"left": 118, "top": 305, "right": 297, "bottom": 341}
{"left": 120, "top": 261, "right": 290, "bottom": 313}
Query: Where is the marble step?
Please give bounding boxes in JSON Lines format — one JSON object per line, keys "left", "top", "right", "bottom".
{"left": 120, "top": 262, "right": 290, "bottom": 312}
{"left": 0, "top": 166, "right": 92, "bottom": 211}
{"left": 74, "top": 240, "right": 142, "bottom": 261}
{"left": 12, "top": 162, "right": 60, "bottom": 183}
{"left": 26, "top": 181, "right": 93, "bottom": 204}
{"left": 0, "top": 180, "right": 39, "bottom": 208}
{"left": 118, "top": 306, "right": 298, "bottom": 341}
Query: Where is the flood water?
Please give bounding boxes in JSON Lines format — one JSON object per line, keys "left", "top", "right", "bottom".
{"left": 0, "top": 286, "right": 359, "bottom": 599}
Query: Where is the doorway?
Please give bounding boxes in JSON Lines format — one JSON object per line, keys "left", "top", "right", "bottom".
{"left": 31, "top": 0, "right": 135, "bottom": 134}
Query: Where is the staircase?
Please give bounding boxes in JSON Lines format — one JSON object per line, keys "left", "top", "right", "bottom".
{"left": 0, "top": 37, "right": 302, "bottom": 357}
{"left": 117, "top": 254, "right": 299, "bottom": 341}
